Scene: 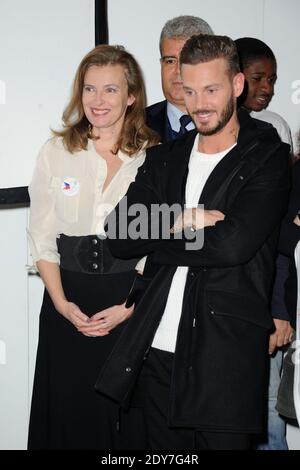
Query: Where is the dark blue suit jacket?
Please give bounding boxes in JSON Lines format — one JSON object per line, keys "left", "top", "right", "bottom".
{"left": 145, "top": 100, "right": 172, "bottom": 143}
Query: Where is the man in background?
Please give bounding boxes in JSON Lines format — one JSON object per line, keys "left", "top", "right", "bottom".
{"left": 146, "top": 15, "right": 213, "bottom": 142}
{"left": 235, "top": 36, "right": 294, "bottom": 451}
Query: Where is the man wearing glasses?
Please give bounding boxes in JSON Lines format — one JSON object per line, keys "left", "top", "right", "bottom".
{"left": 146, "top": 15, "right": 213, "bottom": 142}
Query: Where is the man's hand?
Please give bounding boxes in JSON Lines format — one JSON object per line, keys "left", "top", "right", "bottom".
{"left": 202, "top": 209, "right": 225, "bottom": 228}
{"left": 171, "top": 208, "right": 225, "bottom": 233}
{"left": 269, "top": 318, "right": 293, "bottom": 354}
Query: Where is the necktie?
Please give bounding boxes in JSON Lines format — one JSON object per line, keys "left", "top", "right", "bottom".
{"left": 178, "top": 114, "right": 192, "bottom": 136}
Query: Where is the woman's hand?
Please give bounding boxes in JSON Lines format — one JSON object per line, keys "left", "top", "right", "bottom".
{"left": 57, "top": 300, "right": 93, "bottom": 331}
{"left": 35, "top": 260, "right": 108, "bottom": 337}
{"left": 77, "top": 302, "right": 134, "bottom": 336}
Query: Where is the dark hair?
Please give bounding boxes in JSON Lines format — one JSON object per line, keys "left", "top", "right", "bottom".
{"left": 53, "top": 44, "right": 159, "bottom": 155}
{"left": 180, "top": 34, "right": 240, "bottom": 75}
{"left": 234, "top": 37, "right": 276, "bottom": 70}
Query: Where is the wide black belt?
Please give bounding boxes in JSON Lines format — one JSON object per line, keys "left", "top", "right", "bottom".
{"left": 57, "top": 234, "right": 139, "bottom": 275}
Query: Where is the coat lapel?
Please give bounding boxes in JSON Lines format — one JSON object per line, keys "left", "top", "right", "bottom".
{"left": 146, "top": 100, "right": 170, "bottom": 143}
{"left": 157, "top": 108, "right": 279, "bottom": 212}
{"left": 162, "top": 130, "right": 197, "bottom": 206}
{"left": 199, "top": 109, "right": 261, "bottom": 209}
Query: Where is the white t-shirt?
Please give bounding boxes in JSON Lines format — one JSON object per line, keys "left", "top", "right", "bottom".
{"left": 251, "top": 109, "right": 293, "bottom": 150}
{"left": 152, "top": 135, "right": 236, "bottom": 352}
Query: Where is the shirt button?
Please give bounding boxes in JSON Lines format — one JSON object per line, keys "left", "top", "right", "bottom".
{"left": 210, "top": 310, "right": 215, "bottom": 315}
{"left": 190, "top": 271, "right": 195, "bottom": 277}
{"left": 92, "top": 238, "right": 98, "bottom": 245}
{"left": 92, "top": 251, "right": 98, "bottom": 257}
{"left": 125, "top": 367, "right": 132, "bottom": 373}
{"left": 92, "top": 263, "right": 98, "bottom": 270}
{"left": 239, "top": 175, "right": 244, "bottom": 180}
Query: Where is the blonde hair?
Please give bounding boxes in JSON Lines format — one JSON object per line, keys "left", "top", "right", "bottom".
{"left": 53, "top": 45, "right": 159, "bottom": 155}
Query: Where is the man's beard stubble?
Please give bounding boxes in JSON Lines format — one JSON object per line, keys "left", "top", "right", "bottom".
{"left": 193, "top": 94, "right": 235, "bottom": 136}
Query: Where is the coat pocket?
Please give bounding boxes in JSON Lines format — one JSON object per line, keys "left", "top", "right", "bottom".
{"left": 206, "top": 290, "right": 274, "bottom": 330}
{"left": 125, "top": 273, "right": 151, "bottom": 308}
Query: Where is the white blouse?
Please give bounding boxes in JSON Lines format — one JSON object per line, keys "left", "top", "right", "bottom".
{"left": 28, "top": 137, "right": 146, "bottom": 265}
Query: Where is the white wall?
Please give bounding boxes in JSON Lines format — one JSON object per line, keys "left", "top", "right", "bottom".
{"left": 0, "top": 0, "right": 300, "bottom": 450}
{"left": 0, "top": 207, "right": 28, "bottom": 449}
{"left": 0, "top": 0, "right": 94, "bottom": 450}
{"left": 0, "top": 0, "right": 95, "bottom": 187}
{"left": 264, "top": 0, "right": 300, "bottom": 146}
{"left": 108, "top": 0, "right": 300, "bottom": 148}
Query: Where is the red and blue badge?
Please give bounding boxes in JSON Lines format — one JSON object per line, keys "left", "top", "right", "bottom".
{"left": 61, "top": 177, "right": 80, "bottom": 196}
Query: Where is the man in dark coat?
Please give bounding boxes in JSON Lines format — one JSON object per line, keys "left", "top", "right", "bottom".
{"left": 145, "top": 15, "right": 213, "bottom": 142}
{"left": 235, "top": 36, "right": 293, "bottom": 450}
{"left": 96, "top": 35, "right": 290, "bottom": 450}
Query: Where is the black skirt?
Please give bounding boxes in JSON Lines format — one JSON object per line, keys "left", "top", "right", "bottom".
{"left": 28, "top": 267, "right": 146, "bottom": 450}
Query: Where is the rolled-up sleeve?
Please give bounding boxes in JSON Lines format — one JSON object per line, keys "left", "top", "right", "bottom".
{"left": 27, "top": 141, "right": 60, "bottom": 266}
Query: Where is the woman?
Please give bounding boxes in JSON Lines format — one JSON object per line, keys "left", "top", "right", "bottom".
{"left": 27, "top": 44, "right": 158, "bottom": 449}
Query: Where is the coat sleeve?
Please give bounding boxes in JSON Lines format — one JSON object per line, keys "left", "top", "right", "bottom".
{"left": 152, "top": 145, "right": 290, "bottom": 268}
{"left": 271, "top": 254, "right": 291, "bottom": 321}
{"left": 106, "top": 150, "right": 165, "bottom": 259}
{"left": 107, "top": 145, "right": 290, "bottom": 268}
{"left": 278, "top": 160, "right": 300, "bottom": 257}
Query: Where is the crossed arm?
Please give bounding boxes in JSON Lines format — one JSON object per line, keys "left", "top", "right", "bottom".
{"left": 107, "top": 149, "right": 290, "bottom": 269}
